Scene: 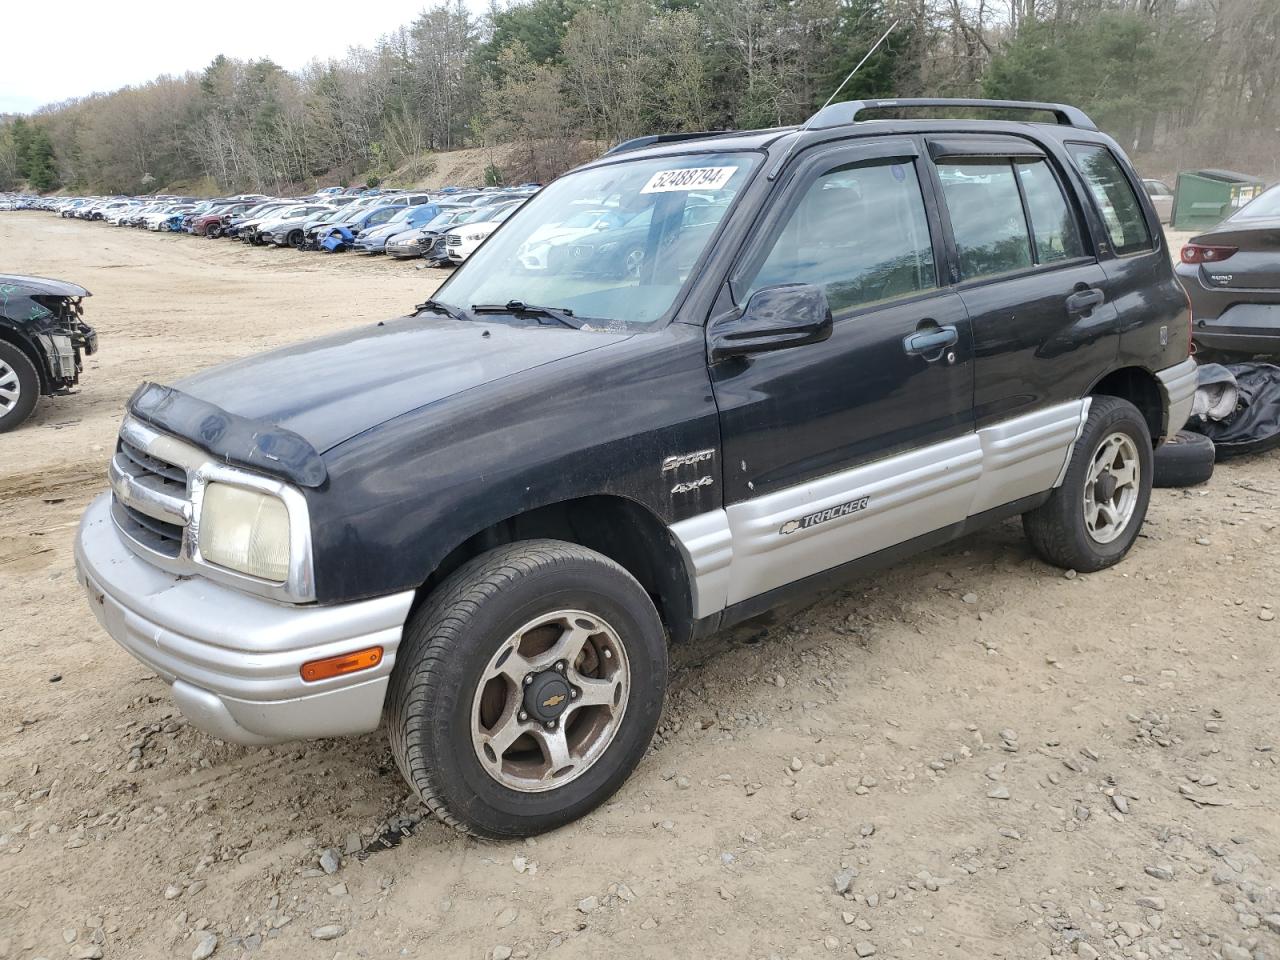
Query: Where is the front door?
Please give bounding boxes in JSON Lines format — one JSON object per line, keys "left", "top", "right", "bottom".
{"left": 708, "top": 138, "right": 977, "bottom": 607}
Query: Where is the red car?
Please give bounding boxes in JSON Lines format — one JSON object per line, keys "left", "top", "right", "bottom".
{"left": 192, "top": 203, "right": 255, "bottom": 237}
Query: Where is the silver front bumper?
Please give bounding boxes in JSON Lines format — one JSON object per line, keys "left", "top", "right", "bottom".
{"left": 75, "top": 493, "right": 414, "bottom": 745}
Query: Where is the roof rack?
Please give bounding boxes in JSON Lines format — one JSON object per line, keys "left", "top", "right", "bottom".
{"left": 604, "top": 130, "right": 734, "bottom": 156}
{"left": 806, "top": 98, "right": 1098, "bottom": 132}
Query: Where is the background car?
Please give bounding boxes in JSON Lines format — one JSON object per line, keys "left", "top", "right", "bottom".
{"left": 1143, "top": 178, "right": 1175, "bottom": 223}
{"left": 1176, "top": 182, "right": 1280, "bottom": 356}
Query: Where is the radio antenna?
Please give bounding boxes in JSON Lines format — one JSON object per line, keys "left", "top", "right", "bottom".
{"left": 768, "top": 18, "right": 901, "bottom": 180}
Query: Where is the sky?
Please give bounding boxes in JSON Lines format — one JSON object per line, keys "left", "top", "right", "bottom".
{"left": 0, "top": 0, "right": 487, "bottom": 115}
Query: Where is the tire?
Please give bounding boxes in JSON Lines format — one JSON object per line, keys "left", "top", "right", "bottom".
{"left": 207, "top": 224, "right": 222, "bottom": 239}
{"left": 0, "top": 341, "right": 40, "bottom": 433}
{"left": 1023, "top": 396, "right": 1153, "bottom": 572}
{"left": 287, "top": 230, "right": 303, "bottom": 249}
{"left": 387, "top": 539, "right": 667, "bottom": 839}
{"left": 1153, "top": 430, "right": 1215, "bottom": 488}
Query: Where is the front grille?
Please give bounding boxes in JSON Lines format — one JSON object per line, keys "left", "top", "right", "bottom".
{"left": 111, "top": 437, "right": 190, "bottom": 557}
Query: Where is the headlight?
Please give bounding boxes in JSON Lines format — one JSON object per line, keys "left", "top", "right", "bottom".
{"left": 199, "top": 483, "right": 291, "bottom": 581}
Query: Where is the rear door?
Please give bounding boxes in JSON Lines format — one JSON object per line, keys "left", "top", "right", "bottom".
{"left": 709, "top": 138, "right": 976, "bottom": 606}
{"left": 926, "top": 135, "right": 1117, "bottom": 431}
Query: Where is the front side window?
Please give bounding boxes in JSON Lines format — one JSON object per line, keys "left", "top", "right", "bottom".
{"left": 1067, "top": 144, "right": 1152, "bottom": 256}
{"left": 741, "top": 158, "right": 937, "bottom": 313}
{"left": 435, "top": 152, "right": 758, "bottom": 327}
{"left": 937, "top": 161, "right": 1033, "bottom": 279}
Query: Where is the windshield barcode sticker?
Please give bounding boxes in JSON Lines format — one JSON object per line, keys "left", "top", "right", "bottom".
{"left": 640, "top": 166, "right": 738, "bottom": 194}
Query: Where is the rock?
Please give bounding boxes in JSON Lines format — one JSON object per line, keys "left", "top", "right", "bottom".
{"left": 854, "top": 941, "right": 877, "bottom": 957}
{"left": 842, "top": 912, "right": 857, "bottom": 925}
{"left": 790, "top": 757, "right": 804, "bottom": 772}
{"left": 1261, "top": 914, "right": 1280, "bottom": 935}
{"left": 327, "top": 882, "right": 348, "bottom": 897}
{"left": 310, "top": 926, "right": 345, "bottom": 941}
{"left": 675, "top": 775, "right": 691, "bottom": 789}
{"left": 834, "top": 868, "right": 858, "bottom": 895}
{"left": 824, "top": 936, "right": 839, "bottom": 950}
{"left": 961, "top": 593, "right": 978, "bottom": 604}
{"left": 75, "top": 949, "right": 103, "bottom": 960}
{"left": 577, "top": 896, "right": 599, "bottom": 914}
{"left": 1075, "top": 943, "right": 1099, "bottom": 960}
{"left": 791, "top": 807, "right": 810, "bottom": 821}
{"left": 1261, "top": 609, "right": 1276, "bottom": 622}
{"left": 1111, "top": 795, "right": 1129, "bottom": 815}
{"left": 860, "top": 823, "right": 875, "bottom": 838}
{"left": 62, "top": 928, "right": 78, "bottom": 944}
{"left": 616, "top": 883, "right": 636, "bottom": 902}
{"left": 492, "top": 948, "right": 513, "bottom": 960}
{"left": 1144, "top": 865, "right": 1174, "bottom": 881}
{"left": 1221, "top": 945, "right": 1251, "bottom": 960}
{"left": 496, "top": 907, "right": 518, "bottom": 928}
{"left": 343, "top": 832, "right": 362, "bottom": 855}
{"left": 191, "top": 931, "right": 217, "bottom": 960}
{"left": 987, "top": 786, "right": 1010, "bottom": 800}
{"left": 319, "top": 848, "right": 342, "bottom": 875}
{"left": 640, "top": 917, "right": 658, "bottom": 930}
{"left": 1135, "top": 895, "right": 1165, "bottom": 912}
{"left": 1205, "top": 720, "right": 1222, "bottom": 733}
{"left": 164, "top": 884, "right": 183, "bottom": 901}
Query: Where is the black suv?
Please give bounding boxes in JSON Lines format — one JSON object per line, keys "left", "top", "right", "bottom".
{"left": 75, "top": 99, "right": 1196, "bottom": 838}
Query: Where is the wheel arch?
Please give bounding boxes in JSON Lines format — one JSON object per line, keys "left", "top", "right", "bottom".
{"left": 411, "top": 494, "right": 696, "bottom": 644}
{"left": 1088, "top": 366, "right": 1163, "bottom": 444}
{"left": 0, "top": 325, "right": 49, "bottom": 393}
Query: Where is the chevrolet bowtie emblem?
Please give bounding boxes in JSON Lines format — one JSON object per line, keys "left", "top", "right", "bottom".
{"left": 542, "top": 694, "right": 566, "bottom": 708}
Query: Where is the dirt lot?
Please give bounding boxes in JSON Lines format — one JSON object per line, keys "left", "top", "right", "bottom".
{"left": 1, "top": 212, "right": 1278, "bottom": 960}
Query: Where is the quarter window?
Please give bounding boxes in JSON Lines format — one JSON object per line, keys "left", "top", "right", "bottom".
{"left": 937, "top": 161, "right": 1033, "bottom": 280}
{"left": 743, "top": 158, "right": 936, "bottom": 313}
{"left": 1068, "top": 144, "right": 1153, "bottom": 256}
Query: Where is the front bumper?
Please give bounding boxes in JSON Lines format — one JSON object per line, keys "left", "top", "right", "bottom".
{"left": 75, "top": 494, "right": 415, "bottom": 745}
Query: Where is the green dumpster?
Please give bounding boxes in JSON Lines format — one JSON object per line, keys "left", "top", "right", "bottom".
{"left": 1172, "top": 169, "right": 1265, "bottom": 229}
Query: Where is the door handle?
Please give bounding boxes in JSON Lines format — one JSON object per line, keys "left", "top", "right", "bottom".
{"left": 903, "top": 324, "right": 959, "bottom": 358}
{"left": 1065, "top": 287, "right": 1105, "bottom": 315}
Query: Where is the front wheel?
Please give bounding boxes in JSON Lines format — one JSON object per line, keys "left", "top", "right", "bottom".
{"left": 387, "top": 540, "right": 667, "bottom": 839}
{"left": 0, "top": 341, "right": 40, "bottom": 433}
{"left": 1023, "top": 396, "right": 1153, "bottom": 572}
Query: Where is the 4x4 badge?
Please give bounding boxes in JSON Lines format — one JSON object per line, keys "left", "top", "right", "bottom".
{"left": 780, "top": 496, "right": 870, "bottom": 534}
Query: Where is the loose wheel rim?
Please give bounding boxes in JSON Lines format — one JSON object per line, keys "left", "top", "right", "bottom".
{"left": 0, "top": 358, "right": 21, "bottom": 412}
{"left": 470, "top": 609, "right": 631, "bottom": 793}
{"left": 1083, "top": 431, "right": 1140, "bottom": 544}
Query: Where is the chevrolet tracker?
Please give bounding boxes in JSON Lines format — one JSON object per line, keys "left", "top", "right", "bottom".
{"left": 75, "top": 98, "right": 1197, "bottom": 838}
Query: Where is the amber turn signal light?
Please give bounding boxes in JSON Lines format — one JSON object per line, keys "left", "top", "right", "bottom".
{"left": 300, "top": 646, "right": 383, "bottom": 682}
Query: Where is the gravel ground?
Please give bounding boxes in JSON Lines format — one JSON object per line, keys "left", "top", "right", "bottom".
{"left": 1, "top": 213, "right": 1278, "bottom": 960}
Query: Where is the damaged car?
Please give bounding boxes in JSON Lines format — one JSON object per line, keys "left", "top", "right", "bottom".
{"left": 0, "top": 275, "right": 98, "bottom": 432}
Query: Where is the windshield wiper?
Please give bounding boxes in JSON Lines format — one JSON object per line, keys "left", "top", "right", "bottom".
{"left": 471, "top": 300, "right": 583, "bottom": 329}
{"left": 415, "top": 298, "right": 469, "bottom": 323}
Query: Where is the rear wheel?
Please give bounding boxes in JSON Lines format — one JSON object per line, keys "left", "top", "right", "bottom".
{"left": 0, "top": 341, "right": 40, "bottom": 433}
{"left": 387, "top": 540, "right": 667, "bottom": 839}
{"left": 288, "top": 229, "right": 304, "bottom": 249}
{"left": 207, "top": 224, "right": 223, "bottom": 239}
{"left": 1023, "top": 396, "right": 1153, "bottom": 572}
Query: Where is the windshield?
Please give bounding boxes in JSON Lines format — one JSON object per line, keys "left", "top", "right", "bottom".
{"left": 1234, "top": 184, "right": 1280, "bottom": 220}
{"left": 435, "top": 152, "right": 757, "bottom": 327}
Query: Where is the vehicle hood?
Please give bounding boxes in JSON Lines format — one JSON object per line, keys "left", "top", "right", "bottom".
{"left": 0, "top": 274, "right": 91, "bottom": 298}
{"left": 175, "top": 314, "right": 634, "bottom": 453}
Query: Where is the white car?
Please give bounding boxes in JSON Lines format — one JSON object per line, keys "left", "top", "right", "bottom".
{"left": 515, "top": 208, "right": 634, "bottom": 270}
{"left": 445, "top": 201, "right": 526, "bottom": 264}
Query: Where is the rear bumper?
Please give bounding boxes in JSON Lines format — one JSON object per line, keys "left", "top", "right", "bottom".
{"left": 1155, "top": 356, "right": 1197, "bottom": 439}
{"left": 1193, "top": 303, "right": 1280, "bottom": 354}
{"left": 74, "top": 494, "right": 415, "bottom": 745}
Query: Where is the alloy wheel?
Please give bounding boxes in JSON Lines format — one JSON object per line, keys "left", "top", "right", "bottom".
{"left": 1083, "top": 431, "right": 1140, "bottom": 544}
{"left": 470, "top": 609, "right": 630, "bottom": 793}
{"left": 0, "top": 358, "right": 21, "bottom": 413}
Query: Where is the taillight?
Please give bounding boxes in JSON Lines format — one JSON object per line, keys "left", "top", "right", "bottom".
{"left": 1180, "top": 243, "right": 1237, "bottom": 264}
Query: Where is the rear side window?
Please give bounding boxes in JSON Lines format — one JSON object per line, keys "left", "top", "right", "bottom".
{"left": 1068, "top": 144, "right": 1152, "bottom": 256}
{"left": 1016, "top": 160, "right": 1085, "bottom": 264}
{"left": 743, "top": 158, "right": 937, "bottom": 313}
{"left": 937, "top": 162, "right": 1032, "bottom": 279}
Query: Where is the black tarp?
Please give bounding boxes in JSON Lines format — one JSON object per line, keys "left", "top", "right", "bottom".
{"left": 1185, "top": 362, "right": 1280, "bottom": 459}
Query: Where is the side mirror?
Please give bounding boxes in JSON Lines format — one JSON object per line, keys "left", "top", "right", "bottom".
{"left": 709, "top": 283, "right": 834, "bottom": 360}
